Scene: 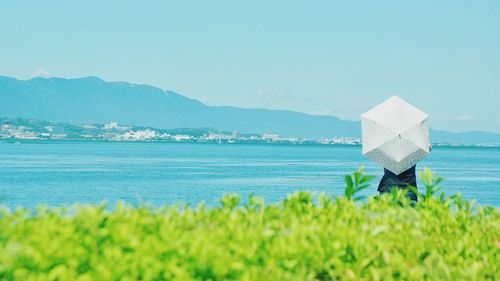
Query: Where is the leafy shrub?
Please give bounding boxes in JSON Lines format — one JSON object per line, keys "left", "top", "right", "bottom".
{"left": 0, "top": 168, "right": 498, "bottom": 281}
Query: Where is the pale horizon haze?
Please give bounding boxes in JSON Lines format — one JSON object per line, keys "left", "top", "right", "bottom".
{"left": 1, "top": 1, "right": 499, "bottom": 133}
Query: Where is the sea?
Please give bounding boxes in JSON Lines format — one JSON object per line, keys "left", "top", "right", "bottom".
{"left": 0, "top": 140, "right": 499, "bottom": 209}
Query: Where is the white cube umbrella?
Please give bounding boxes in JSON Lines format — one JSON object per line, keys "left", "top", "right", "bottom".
{"left": 361, "top": 95, "right": 430, "bottom": 175}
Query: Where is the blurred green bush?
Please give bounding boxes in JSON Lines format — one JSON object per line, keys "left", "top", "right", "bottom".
{"left": 0, "top": 168, "right": 498, "bottom": 281}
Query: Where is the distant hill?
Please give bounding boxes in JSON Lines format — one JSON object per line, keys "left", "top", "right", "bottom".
{"left": 0, "top": 76, "right": 357, "bottom": 138}
{"left": 0, "top": 75, "right": 499, "bottom": 144}
{"left": 429, "top": 130, "right": 500, "bottom": 146}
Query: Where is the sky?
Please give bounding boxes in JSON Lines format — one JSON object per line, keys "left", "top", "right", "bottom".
{"left": 1, "top": 1, "right": 499, "bottom": 133}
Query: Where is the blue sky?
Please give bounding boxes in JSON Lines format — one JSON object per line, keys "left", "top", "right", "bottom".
{"left": 1, "top": 1, "right": 499, "bottom": 132}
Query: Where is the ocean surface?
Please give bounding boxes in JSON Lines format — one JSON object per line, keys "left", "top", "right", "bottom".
{"left": 0, "top": 141, "right": 499, "bottom": 209}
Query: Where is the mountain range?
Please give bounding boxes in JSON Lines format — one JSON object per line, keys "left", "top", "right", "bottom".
{"left": 0, "top": 75, "right": 499, "bottom": 145}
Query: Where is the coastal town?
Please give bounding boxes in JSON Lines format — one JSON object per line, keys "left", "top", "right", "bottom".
{"left": 0, "top": 118, "right": 361, "bottom": 145}
{"left": 2, "top": 117, "right": 497, "bottom": 147}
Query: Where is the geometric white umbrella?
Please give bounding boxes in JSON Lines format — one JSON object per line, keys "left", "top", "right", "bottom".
{"left": 361, "top": 95, "right": 431, "bottom": 175}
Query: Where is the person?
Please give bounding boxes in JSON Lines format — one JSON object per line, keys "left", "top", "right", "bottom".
{"left": 378, "top": 165, "right": 418, "bottom": 202}
{"left": 377, "top": 145, "right": 432, "bottom": 202}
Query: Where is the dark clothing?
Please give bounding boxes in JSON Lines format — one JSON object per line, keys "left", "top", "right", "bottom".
{"left": 378, "top": 165, "right": 418, "bottom": 202}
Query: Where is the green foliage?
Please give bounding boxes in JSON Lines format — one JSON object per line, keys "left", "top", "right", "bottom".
{"left": 0, "top": 169, "right": 498, "bottom": 281}
{"left": 344, "top": 166, "right": 376, "bottom": 201}
{"left": 407, "top": 167, "right": 444, "bottom": 202}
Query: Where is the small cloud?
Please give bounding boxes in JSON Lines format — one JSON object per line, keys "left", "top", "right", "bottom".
{"left": 309, "top": 109, "right": 336, "bottom": 116}
{"left": 32, "top": 67, "right": 51, "bottom": 78}
{"left": 455, "top": 114, "right": 476, "bottom": 121}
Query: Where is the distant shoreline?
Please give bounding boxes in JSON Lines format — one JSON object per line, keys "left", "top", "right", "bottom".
{"left": 2, "top": 117, "right": 499, "bottom": 148}
{"left": 1, "top": 138, "right": 499, "bottom": 149}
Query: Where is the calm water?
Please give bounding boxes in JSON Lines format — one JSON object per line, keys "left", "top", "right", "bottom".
{"left": 0, "top": 141, "right": 499, "bottom": 208}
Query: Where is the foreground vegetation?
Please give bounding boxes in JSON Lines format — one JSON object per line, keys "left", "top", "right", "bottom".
{"left": 0, "top": 169, "right": 498, "bottom": 281}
